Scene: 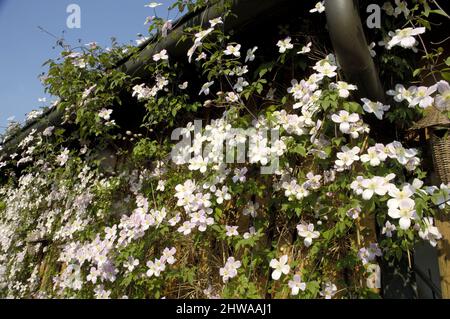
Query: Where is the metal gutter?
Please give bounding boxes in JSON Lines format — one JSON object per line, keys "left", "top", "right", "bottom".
{"left": 325, "top": 0, "right": 385, "bottom": 102}
{"left": 1, "top": 0, "right": 293, "bottom": 154}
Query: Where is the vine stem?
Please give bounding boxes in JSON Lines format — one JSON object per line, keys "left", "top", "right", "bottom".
{"left": 432, "top": 0, "right": 450, "bottom": 19}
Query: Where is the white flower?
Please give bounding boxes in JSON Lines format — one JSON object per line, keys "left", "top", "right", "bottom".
{"left": 199, "top": 81, "right": 214, "bottom": 95}
{"left": 277, "top": 37, "right": 293, "bottom": 53}
{"left": 320, "top": 282, "right": 337, "bottom": 299}
{"left": 177, "top": 221, "right": 195, "bottom": 235}
{"left": 368, "top": 42, "right": 376, "bottom": 57}
{"left": 156, "top": 180, "right": 166, "bottom": 192}
{"left": 161, "top": 247, "right": 176, "bottom": 265}
{"left": 386, "top": 27, "right": 425, "bottom": 50}
{"left": 297, "top": 42, "right": 312, "bottom": 54}
{"left": 219, "top": 257, "right": 241, "bottom": 283}
{"left": 394, "top": 0, "right": 410, "bottom": 18}
{"left": 335, "top": 146, "right": 360, "bottom": 169}
{"left": 358, "top": 243, "right": 382, "bottom": 265}
{"left": 43, "top": 126, "right": 55, "bottom": 137}
{"left": 145, "top": 2, "right": 163, "bottom": 8}
{"left": 194, "top": 51, "right": 206, "bottom": 61}
{"left": 243, "top": 201, "right": 259, "bottom": 217}
{"left": 225, "top": 225, "right": 239, "bottom": 237}
{"left": 209, "top": 17, "right": 223, "bottom": 27}
{"left": 429, "top": 183, "right": 450, "bottom": 209}
{"left": 178, "top": 81, "right": 188, "bottom": 90}
{"left": 56, "top": 148, "right": 70, "bottom": 166}
{"left": 124, "top": 257, "right": 139, "bottom": 272}
{"left": 288, "top": 274, "right": 307, "bottom": 295}
{"left": 146, "top": 258, "right": 166, "bottom": 277}
{"left": 418, "top": 217, "right": 442, "bottom": 247}
{"left": 388, "top": 198, "right": 417, "bottom": 229}
{"left": 188, "top": 156, "right": 208, "bottom": 173}
{"left": 168, "top": 213, "right": 181, "bottom": 226}
{"left": 410, "top": 85, "right": 436, "bottom": 109}
{"left": 232, "top": 167, "right": 248, "bottom": 183}
{"left": 224, "top": 44, "right": 241, "bottom": 57}
{"left": 386, "top": 84, "right": 414, "bottom": 103}
{"left": 361, "top": 176, "right": 391, "bottom": 200}
{"left": 233, "top": 77, "right": 249, "bottom": 92}
{"left": 98, "top": 108, "right": 113, "bottom": 121}
{"left": 360, "top": 145, "right": 387, "bottom": 167}
{"left": 297, "top": 223, "right": 320, "bottom": 247}
{"left": 387, "top": 185, "right": 414, "bottom": 209}
{"left": 361, "top": 98, "right": 390, "bottom": 120}
{"left": 269, "top": 255, "right": 290, "bottom": 280}
{"left": 243, "top": 226, "right": 256, "bottom": 239}
{"left": 313, "top": 59, "right": 337, "bottom": 78}
{"left": 245, "top": 46, "right": 258, "bottom": 62}
{"left": 435, "top": 80, "right": 450, "bottom": 111}
{"left": 382, "top": 221, "right": 396, "bottom": 238}
{"left": 347, "top": 207, "right": 361, "bottom": 220}
{"left": 330, "top": 81, "right": 357, "bottom": 98}
{"left": 153, "top": 49, "right": 168, "bottom": 62}
{"left": 331, "top": 110, "right": 360, "bottom": 133}
{"left": 215, "top": 186, "right": 231, "bottom": 204}
{"left": 310, "top": 1, "right": 325, "bottom": 13}
{"left": 225, "top": 92, "right": 239, "bottom": 103}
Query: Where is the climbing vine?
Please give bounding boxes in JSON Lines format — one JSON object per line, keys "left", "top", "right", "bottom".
{"left": 0, "top": 0, "right": 449, "bottom": 299}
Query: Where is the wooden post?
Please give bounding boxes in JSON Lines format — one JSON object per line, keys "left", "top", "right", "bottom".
{"left": 436, "top": 213, "right": 450, "bottom": 298}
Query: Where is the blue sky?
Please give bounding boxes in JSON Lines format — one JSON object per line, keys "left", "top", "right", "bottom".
{"left": 0, "top": 0, "right": 177, "bottom": 133}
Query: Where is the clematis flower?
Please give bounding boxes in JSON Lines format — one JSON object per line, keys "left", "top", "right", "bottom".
{"left": 56, "top": 148, "right": 70, "bottom": 166}
{"left": 313, "top": 59, "right": 337, "bottom": 78}
{"left": 199, "top": 81, "right": 214, "bottom": 95}
{"left": 387, "top": 185, "right": 414, "bottom": 209}
{"left": 387, "top": 84, "right": 415, "bottom": 104}
{"left": 331, "top": 110, "right": 360, "bottom": 134}
{"left": 296, "top": 223, "right": 320, "bottom": 247}
{"left": 209, "top": 17, "right": 223, "bottom": 27}
{"left": 330, "top": 81, "right": 357, "bottom": 98}
{"left": 297, "top": 42, "right": 312, "bottom": 54}
{"left": 161, "top": 247, "right": 176, "bottom": 265}
{"left": 418, "top": 217, "right": 442, "bottom": 247}
{"left": 233, "top": 77, "right": 249, "bottom": 92}
{"left": 320, "top": 282, "right": 337, "bottom": 299}
{"left": 382, "top": 221, "right": 397, "bottom": 238}
{"left": 360, "top": 145, "right": 387, "bottom": 167}
{"left": 245, "top": 46, "right": 258, "bottom": 62}
{"left": 153, "top": 49, "right": 169, "bottom": 62}
{"left": 288, "top": 274, "right": 307, "bottom": 295}
{"left": 145, "top": 2, "right": 163, "bottom": 8}
{"left": 277, "top": 37, "right": 293, "bottom": 53}
{"left": 409, "top": 85, "right": 437, "bottom": 109}
{"left": 435, "top": 80, "right": 450, "bottom": 111}
{"left": 224, "top": 44, "right": 241, "bottom": 57}
{"left": 358, "top": 243, "right": 382, "bottom": 265}
{"left": 225, "top": 225, "right": 239, "bottom": 237}
{"left": 219, "top": 257, "right": 241, "bottom": 283}
{"left": 388, "top": 198, "right": 417, "bottom": 229}
{"left": 335, "top": 146, "right": 360, "bottom": 170}
{"left": 269, "top": 255, "right": 290, "bottom": 280}
{"left": 386, "top": 27, "right": 425, "bottom": 50}
{"left": 98, "top": 108, "right": 113, "bottom": 121}
{"left": 123, "top": 257, "right": 139, "bottom": 272}
{"left": 361, "top": 176, "right": 391, "bottom": 200}
{"left": 310, "top": 1, "right": 325, "bottom": 13}
{"left": 394, "top": 0, "right": 410, "bottom": 18}
{"left": 361, "top": 98, "right": 390, "bottom": 120}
